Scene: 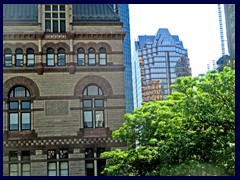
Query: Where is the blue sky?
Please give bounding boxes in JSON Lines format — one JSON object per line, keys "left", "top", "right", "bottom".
{"left": 129, "top": 4, "right": 228, "bottom": 77}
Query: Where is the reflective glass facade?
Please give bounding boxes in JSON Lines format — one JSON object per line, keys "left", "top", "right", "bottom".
{"left": 118, "top": 4, "right": 134, "bottom": 113}
{"left": 135, "top": 28, "right": 192, "bottom": 101}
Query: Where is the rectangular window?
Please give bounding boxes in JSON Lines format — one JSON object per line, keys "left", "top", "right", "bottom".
{"left": 60, "top": 20, "right": 66, "bottom": 33}
{"left": 59, "top": 149, "right": 68, "bottom": 159}
{"left": 21, "top": 101, "right": 31, "bottom": 109}
{"left": 27, "top": 54, "right": 34, "bottom": 66}
{"left": 21, "top": 151, "right": 30, "bottom": 161}
{"left": 21, "top": 163, "right": 30, "bottom": 176}
{"left": 84, "top": 111, "right": 93, "bottom": 128}
{"left": 47, "top": 54, "right": 54, "bottom": 66}
{"left": 95, "top": 100, "right": 103, "bottom": 107}
{"left": 78, "top": 54, "right": 85, "bottom": 66}
{"left": 10, "top": 102, "right": 19, "bottom": 110}
{"left": 48, "top": 162, "right": 57, "bottom": 176}
{"left": 9, "top": 113, "right": 18, "bottom": 131}
{"left": 95, "top": 111, "right": 104, "bottom": 128}
{"left": 21, "top": 113, "right": 30, "bottom": 130}
{"left": 9, "top": 164, "right": 18, "bottom": 176}
{"left": 85, "top": 148, "right": 94, "bottom": 176}
{"left": 58, "top": 54, "right": 65, "bottom": 66}
{"left": 9, "top": 151, "right": 18, "bottom": 161}
{"left": 47, "top": 150, "right": 56, "bottom": 160}
{"left": 5, "top": 54, "right": 12, "bottom": 67}
{"left": 97, "top": 148, "right": 106, "bottom": 176}
{"left": 83, "top": 100, "right": 92, "bottom": 108}
{"left": 99, "top": 54, "right": 106, "bottom": 65}
{"left": 59, "top": 162, "right": 68, "bottom": 176}
{"left": 53, "top": 20, "right": 58, "bottom": 33}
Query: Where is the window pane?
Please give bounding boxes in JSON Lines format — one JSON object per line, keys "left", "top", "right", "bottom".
{"left": 45, "top": 20, "right": 51, "bottom": 32}
{"left": 45, "top": 13, "right": 51, "bottom": 18}
{"left": 48, "top": 162, "right": 56, "bottom": 170}
{"left": 22, "top": 163, "right": 30, "bottom": 171}
{"left": 10, "top": 102, "right": 19, "bottom": 110}
{"left": 87, "top": 86, "right": 98, "bottom": 95}
{"left": 84, "top": 111, "right": 92, "bottom": 128}
{"left": 60, "top": 13, "right": 65, "bottom": 18}
{"left": 45, "top": 5, "right": 50, "bottom": 11}
{"left": 9, "top": 113, "right": 18, "bottom": 130}
{"left": 10, "top": 164, "right": 18, "bottom": 176}
{"left": 21, "top": 101, "right": 30, "bottom": 109}
{"left": 58, "top": 54, "right": 65, "bottom": 66}
{"left": 60, "top": 5, "right": 65, "bottom": 11}
{"left": 14, "top": 87, "right": 25, "bottom": 97}
{"left": 52, "top": 5, "right": 58, "bottom": 11}
{"left": 95, "top": 111, "right": 104, "bottom": 128}
{"left": 47, "top": 150, "right": 56, "bottom": 159}
{"left": 60, "top": 170, "right": 68, "bottom": 176}
{"left": 59, "top": 150, "right": 68, "bottom": 159}
{"left": 60, "top": 20, "right": 65, "bottom": 32}
{"left": 83, "top": 100, "right": 92, "bottom": 108}
{"left": 21, "top": 151, "right": 30, "bottom": 161}
{"left": 95, "top": 100, "right": 103, "bottom": 107}
{"left": 9, "top": 151, "right": 18, "bottom": 161}
{"left": 53, "top": 13, "right": 58, "bottom": 18}
{"left": 47, "top": 54, "right": 54, "bottom": 66}
{"left": 21, "top": 113, "right": 30, "bottom": 130}
{"left": 53, "top": 20, "right": 58, "bottom": 33}
{"left": 85, "top": 148, "right": 94, "bottom": 158}
{"left": 60, "top": 162, "right": 68, "bottom": 169}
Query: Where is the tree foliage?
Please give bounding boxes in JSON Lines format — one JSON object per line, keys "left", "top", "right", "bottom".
{"left": 101, "top": 66, "right": 235, "bottom": 176}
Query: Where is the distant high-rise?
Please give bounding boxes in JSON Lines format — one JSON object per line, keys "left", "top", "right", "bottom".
{"left": 224, "top": 4, "right": 235, "bottom": 60}
{"left": 117, "top": 4, "right": 135, "bottom": 112}
{"left": 218, "top": 4, "right": 226, "bottom": 56}
{"left": 135, "top": 28, "right": 192, "bottom": 101}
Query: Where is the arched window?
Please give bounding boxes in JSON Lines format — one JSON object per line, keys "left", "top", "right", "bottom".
{"left": 88, "top": 48, "right": 96, "bottom": 65}
{"left": 8, "top": 86, "right": 31, "bottom": 131}
{"left": 26, "top": 48, "right": 35, "bottom": 67}
{"left": 47, "top": 48, "right": 54, "bottom": 66}
{"left": 57, "top": 48, "right": 66, "bottom": 66}
{"left": 82, "top": 85, "right": 104, "bottom": 128}
{"left": 4, "top": 49, "right": 12, "bottom": 67}
{"left": 15, "top": 49, "right": 23, "bottom": 67}
{"left": 99, "top": 48, "right": 106, "bottom": 65}
{"left": 77, "top": 48, "right": 85, "bottom": 66}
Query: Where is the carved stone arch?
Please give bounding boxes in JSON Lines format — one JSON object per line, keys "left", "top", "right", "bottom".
{"left": 42, "top": 42, "right": 56, "bottom": 54}
{"left": 3, "top": 76, "right": 40, "bottom": 98}
{"left": 13, "top": 43, "right": 24, "bottom": 52}
{"left": 56, "top": 42, "right": 70, "bottom": 53}
{"left": 73, "top": 42, "right": 87, "bottom": 52}
{"left": 97, "top": 42, "right": 112, "bottom": 53}
{"left": 86, "top": 42, "right": 97, "bottom": 52}
{"left": 74, "top": 75, "right": 113, "bottom": 96}
{"left": 23, "top": 43, "right": 39, "bottom": 53}
{"left": 3, "top": 43, "right": 14, "bottom": 52}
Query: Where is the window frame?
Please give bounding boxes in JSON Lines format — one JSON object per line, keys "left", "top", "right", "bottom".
{"left": 46, "top": 48, "right": 55, "bottom": 66}
{"left": 4, "top": 49, "right": 12, "bottom": 67}
{"left": 77, "top": 48, "right": 85, "bottom": 66}
{"left": 26, "top": 48, "right": 35, "bottom": 67}
{"left": 99, "top": 48, "right": 107, "bottom": 65}
{"left": 82, "top": 85, "right": 105, "bottom": 128}
{"left": 8, "top": 86, "right": 31, "bottom": 131}
{"left": 15, "top": 48, "right": 23, "bottom": 67}
{"left": 57, "top": 48, "right": 66, "bottom": 66}
{"left": 45, "top": 4, "right": 66, "bottom": 33}
{"left": 88, "top": 48, "right": 96, "bottom": 65}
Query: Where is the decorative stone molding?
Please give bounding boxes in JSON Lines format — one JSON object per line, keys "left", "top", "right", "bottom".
{"left": 42, "top": 42, "right": 70, "bottom": 54}
{"left": 74, "top": 75, "right": 113, "bottom": 96}
{"left": 3, "top": 76, "right": 40, "bottom": 99}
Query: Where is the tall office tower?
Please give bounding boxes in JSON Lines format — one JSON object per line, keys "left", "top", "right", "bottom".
{"left": 116, "top": 4, "right": 135, "bottom": 113}
{"left": 132, "top": 47, "right": 142, "bottom": 109}
{"left": 224, "top": 4, "right": 235, "bottom": 60}
{"left": 135, "top": 28, "right": 192, "bottom": 102}
{"left": 218, "top": 4, "right": 226, "bottom": 56}
{"left": 3, "top": 4, "right": 127, "bottom": 176}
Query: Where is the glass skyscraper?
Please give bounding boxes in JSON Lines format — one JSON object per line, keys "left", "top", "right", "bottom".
{"left": 117, "top": 4, "right": 134, "bottom": 113}
{"left": 135, "top": 28, "right": 192, "bottom": 101}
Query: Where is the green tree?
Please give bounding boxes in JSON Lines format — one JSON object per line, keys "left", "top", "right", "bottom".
{"left": 101, "top": 66, "right": 235, "bottom": 176}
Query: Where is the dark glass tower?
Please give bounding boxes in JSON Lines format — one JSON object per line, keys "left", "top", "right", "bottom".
{"left": 117, "top": 4, "right": 134, "bottom": 113}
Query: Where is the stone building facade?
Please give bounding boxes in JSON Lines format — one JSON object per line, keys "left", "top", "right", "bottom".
{"left": 3, "top": 4, "right": 127, "bottom": 176}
